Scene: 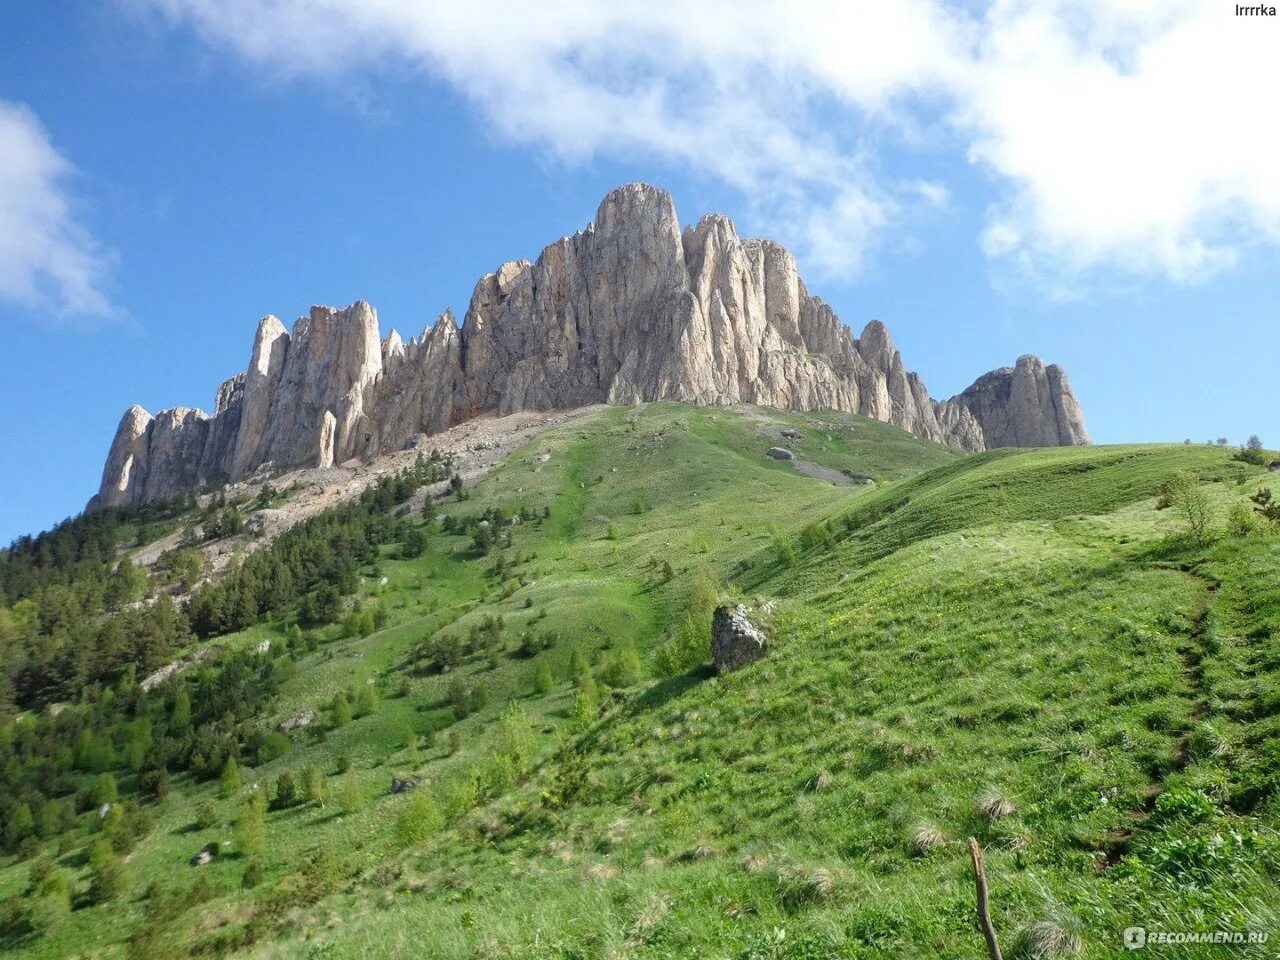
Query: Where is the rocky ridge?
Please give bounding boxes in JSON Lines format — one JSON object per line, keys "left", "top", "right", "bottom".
{"left": 91, "top": 183, "right": 1088, "bottom": 509}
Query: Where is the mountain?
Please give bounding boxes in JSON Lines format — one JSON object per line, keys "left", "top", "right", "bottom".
{"left": 90, "top": 183, "right": 1087, "bottom": 510}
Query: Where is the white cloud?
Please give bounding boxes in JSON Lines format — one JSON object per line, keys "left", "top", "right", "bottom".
{"left": 0, "top": 100, "right": 116, "bottom": 317}
{"left": 125, "top": 0, "right": 1280, "bottom": 287}
{"left": 962, "top": 0, "right": 1280, "bottom": 285}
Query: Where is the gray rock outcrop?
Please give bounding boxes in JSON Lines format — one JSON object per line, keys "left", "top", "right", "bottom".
{"left": 711, "top": 604, "right": 769, "bottom": 672}
{"left": 90, "top": 184, "right": 1089, "bottom": 510}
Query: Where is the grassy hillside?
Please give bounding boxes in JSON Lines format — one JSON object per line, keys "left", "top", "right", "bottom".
{"left": 1, "top": 405, "right": 1277, "bottom": 959}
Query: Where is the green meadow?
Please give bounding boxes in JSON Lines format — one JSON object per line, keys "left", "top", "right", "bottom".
{"left": 2, "top": 404, "right": 1277, "bottom": 959}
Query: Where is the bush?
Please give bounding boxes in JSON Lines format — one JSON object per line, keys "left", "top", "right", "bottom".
{"left": 601, "top": 640, "right": 642, "bottom": 687}
{"left": 1235, "top": 435, "right": 1267, "bottom": 466}
{"left": 395, "top": 790, "right": 443, "bottom": 847}
{"left": 771, "top": 525, "right": 797, "bottom": 567}
{"left": 303, "top": 767, "right": 327, "bottom": 806}
{"left": 533, "top": 656, "right": 555, "bottom": 695}
{"left": 87, "top": 839, "right": 125, "bottom": 903}
{"left": 241, "top": 858, "right": 264, "bottom": 889}
{"left": 570, "top": 681, "right": 600, "bottom": 732}
{"left": 331, "top": 692, "right": 352, "bottom": 727}
{"left": 91, "top": 772, "right": 118, "bottom": 807}
{"left": 1166, "top": 473, "right": 1216, "bottom": 545}
{"left": 196, "top": 800, "right": 218, "bottom": 830}
{"left": 273, "top": 772, "right": 297, "bottom": 809}
{"left": 235, "top": 794, "right": 265, "bottom": 856}
{"left": 338, "top": 773, "right": 363, "bottom": 815}
{"left": 799, "top": 521, "right": 833, "bottom": 551}
{"left": 1226, "top": 501, "right": 1264, "bottom": 539}
{"left": 355, "top": 682, "right": 379, "bottom": 718}
{"left": 220, "top": 757, "right": 241, "bottom": 798}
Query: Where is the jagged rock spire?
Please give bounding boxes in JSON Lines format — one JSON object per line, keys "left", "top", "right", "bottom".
{"left": 90, "top": 183, "right": 1088, "bottom": 509}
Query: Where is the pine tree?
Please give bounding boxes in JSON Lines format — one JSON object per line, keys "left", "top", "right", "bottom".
{"left": 332, "top": 691, "right": 352, "bottom": 727}
{"left": 87, "top": 839, "right": 125, "bottom": 903}
{"left": 220, "top": 756, "right": 242, "bottom": 798}
{"left": 235, "top": 794, "right": 265, "bottom": 856}
{"left": 303, "top": 767, "right": 327, "bottom": 807}
{"left": 533, "top": 656, "right": 555, "bottom": 695}
{"left": 355, "top": 682, "right": 379, "bottom": 718}
{"left": 171, "top": 688, "right": 191, "bottom": 731}
{"left": 338, "top": 773, "right": 363, "bottom": 815}
{"left": 570, "top": 679, "right": 600, "bottom": 733}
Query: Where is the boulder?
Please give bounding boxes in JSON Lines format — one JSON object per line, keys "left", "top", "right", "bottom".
{"left": 277, "top": 709, "right": 318, "bottom": 733}
{"left": 766, "top": 447, "right": 794, "bottom": 461}
{"left": 390, "top": 776, "right": 422, "bottom": 794}
{"left": 780, "top": 428, "right": 803, "bottom": 439}
{"left": 711, "top": 604, "right": 769, "bottom": 672}
{"left": 191, "top": 843, "right": 219, "bottom": 867}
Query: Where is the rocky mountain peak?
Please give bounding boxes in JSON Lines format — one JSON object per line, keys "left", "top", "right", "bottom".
{"left": 90, "top": 184, "right": 1088, "bottom": 510}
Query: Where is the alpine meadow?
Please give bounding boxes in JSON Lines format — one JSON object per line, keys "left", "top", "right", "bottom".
{"left": 2, "top": 399, "right": 1278, "bottom": 958}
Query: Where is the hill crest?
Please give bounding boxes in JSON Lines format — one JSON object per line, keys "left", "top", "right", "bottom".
{"left": 91, "top": 183, "right": 1088, "bottom": 509}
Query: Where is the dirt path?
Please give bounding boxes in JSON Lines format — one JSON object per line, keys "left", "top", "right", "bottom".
{"left": 1100, "top": 560, "right": 1220, "bottom": 866}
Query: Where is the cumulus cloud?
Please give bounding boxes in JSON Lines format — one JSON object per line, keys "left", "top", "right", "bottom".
{"left": 0, "top": 100, "right": 116, "bottom": 317}
{"left": 126, "top": 0, "right": 1280, "bottom": 286}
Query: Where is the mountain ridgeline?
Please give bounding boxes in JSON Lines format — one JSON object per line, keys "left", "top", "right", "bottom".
{"left": 91, "top": 183, "right": 1088, "bottom": 509}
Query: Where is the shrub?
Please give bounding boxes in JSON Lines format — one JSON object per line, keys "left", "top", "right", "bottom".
{"left": 799, "top": 521, "right": 833, "bottom": 551}
{"left": 1226, "top": 501, "right": 1264, "bottom": 538}
{"left": 395, "top": 790, "right": 443, "bottom": 847}
{"left": 196, "top": 800, "right": 218, "bottom": 830}
{"left": 1166, "top": 473, "right": 1216, "bottom": 545}
{"left": 91, "top": 772, "right": 118, "bottom": 807}
{"left": 1251, "top": 487, "right": 1280, "bottom": 525}
{"left": 87, "top": 839, "right": 125, "bottom": 903}
{"left": 235, "top": 795, "right": 265, "bottom": 856}
{"left": 220, "top": 757, "right": 242, "bottom": 798}
{"left": 331, "top": 692, "right": 352, "bottom": 727}
{"left": 494, "top": 701, "right": 533, "bottom": 777}
{"left": 1235, "top": 435, "right": 1267, "bottom": 466}
{"left": 602, "top": 639, "right": 642, "bottom": 687}
{"left": 303, "top": 767, "right": 327, "bottom": 806}
{"left": 338, "top": 774, "right": 363, "bottom": 816}
{"left": 241, "top": 858, "right": 264, "bottom": 889}
{"left": 771, "top": 525, "right": 797, "bottom": 567}
{"left": 570, "top": 681, "right": 601, "bottom": 733}
{"left": 273, "top": 772, "right": 297, "bottom": 809}
{"left": 533, "top": 656, "right": 555, "bottom": 695}
{"left": 355, "top": 682, "right": 379, "bottom": 718}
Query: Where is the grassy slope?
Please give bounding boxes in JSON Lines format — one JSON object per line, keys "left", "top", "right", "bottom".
{"left": 3, "top": 405, "right": 1278, "bottom": 960}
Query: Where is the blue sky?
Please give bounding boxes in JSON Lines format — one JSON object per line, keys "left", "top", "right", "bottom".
{"left": 1, "top": 1, "right": 1277, "bottom": 544}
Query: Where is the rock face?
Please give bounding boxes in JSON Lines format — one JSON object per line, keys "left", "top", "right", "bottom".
{"left": 943, "top": 355, "right": 1089, "bottom": 449}
{"left": 711, "top": 604, "right": 769, "bottom": 672}
{"left": 90, "top": 183, "right": 1089, "bottom": 509}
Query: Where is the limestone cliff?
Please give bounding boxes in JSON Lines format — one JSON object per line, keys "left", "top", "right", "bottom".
{"left": 90, "top": 183, "right": 1088, "bottom": 509}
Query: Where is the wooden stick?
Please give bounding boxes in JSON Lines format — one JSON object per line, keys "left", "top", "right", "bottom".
{"left": 968, "top": 837, "right": 1003, "bottom": 960}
